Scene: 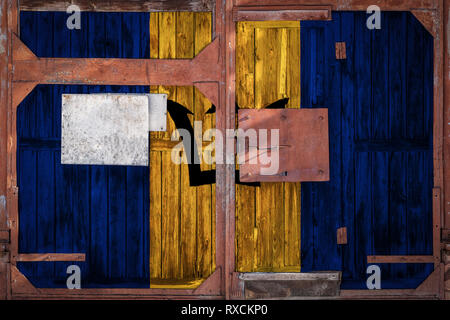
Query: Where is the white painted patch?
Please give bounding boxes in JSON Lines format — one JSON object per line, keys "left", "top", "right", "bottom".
{"left": 62, "top": 93, "right": 166, "bottom": 166}
{"left": 148, "top": 94, "right": 167, "bottom": 132}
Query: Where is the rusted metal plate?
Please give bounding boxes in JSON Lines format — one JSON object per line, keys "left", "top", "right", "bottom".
{"left": 238, "top": 108, "right": 329, "bottom": 182}
{"left": 337, "top": 227, "right": 347, "bottom": 244}
{"left": 335, "top": 42, "right": 346, "bottom": 60}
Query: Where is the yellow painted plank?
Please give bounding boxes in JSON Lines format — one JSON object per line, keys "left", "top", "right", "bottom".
{"left": 284, "top": 182, "right": 301, "bottom": 267}
{"left": 150, "top": 12, "right": 159, "bottom": 59}
{"left": 150, "top": 13, "right": 161, "bottom": 139}
{"left": 149, "top": 151, "right": 162, "bottom": 279}
{"left": 287, "top": 28, "right": 301, "bottom": 109}
{"left": 236, "top": 185, "right": 256, "bottom": 272}
{"left": 254, "top": 27, "right": 284, "bottom": 271}
{"left": 176, "top": 12, "right": 197, "bottom": 280}
{"left": 158, "top": 12, "right": 177, "bottom": 140}
{"left": 242, "top": 21, "right": 300, "bottom": 29}
{"left": 236, "top": 21, "right": 256, "bottom": 272}
{"left": 194, "top": 12, "right": 213, "bottom": 278}
{"left": 161, "top": 153, "right": 181, "bottom": 279}
{"left": 158, "top": 11, "right": 180, "bottom": 281}
{"left": 236, "top": 22, "right": 255, "bottom": 109}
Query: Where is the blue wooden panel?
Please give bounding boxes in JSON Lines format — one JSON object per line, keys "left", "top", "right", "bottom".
{"left": 301, "top": 12, "right": 434, "bottom": 289}
{"left": 17, "top": 12, "right": 150, "bottom": 288}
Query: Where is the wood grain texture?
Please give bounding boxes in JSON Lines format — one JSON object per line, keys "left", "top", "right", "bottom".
{"left": 16, "top": 253, "right": 85, "bottom": 262}
{"left": 234, "top": 0, "right": 435, "bottom": 10}
{"left": 20, "top": 0, "right": 214, "bottom": 12}
{"left": 149, "top": 12, "right": 215, "bottom": 287}
{"left": 235, "top": 21, "right": 301, "bottom": 272}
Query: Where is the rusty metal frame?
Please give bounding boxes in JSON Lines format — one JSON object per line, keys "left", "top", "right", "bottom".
{"left": 0, "top": 0, "right": 448, "bottom": 300}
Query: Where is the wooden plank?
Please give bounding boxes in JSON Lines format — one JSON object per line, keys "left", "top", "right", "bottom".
{"left": 445, "top": 0, "right": 450, "bottom": 231}
{"left": 255, "top": 27, "right": 277, "bottom": 271}
{"left": 158, "top": 12, "right": 177, "bottom": 141}
{"left": 20, "top": 0, "right": 214, "bottom": 12}
{"left": 194, "top": 12, "right": 214, "bottom": 279}
{"left": 233, "top": 0, "right": 436, "bottom": 10}
{"left": 149, "top": 151, "right": 162, "bottom": 280}
{"left": 161, "top": 152, "right": 181, "bottom": 280}
{"left": 340, "top": 12, "right": 356, "bottom": 280}
{"left": 233, "top": 6, "right": 330, "bottom": 22}
{"left": 371, "top": 12, "right": 390, "bottom": 281}
{"left": 12, "top": 34, "right": 221, "bottom": 87}
{"left": 284, "top": 26, "right": 301, "bottom": 269}
{"left": 367, "top": 256, "right": 435, "bottom": 264}
{"left": 158, "top": 12, "right": 180, "bottom": 282}
{"left": 286, "top": 27, "right": 301, "bottom": 108}
{"left": 177, "top": 11, "right": 197, "bottom": 281}
{"left": 354, "top": 12, "right": 373, "bottom": 279}
{"left": 235, "top": 22, "right": 256, "bottom": 273}
{"left": 284, "top": 182, "right": 301, "bottom": 267}
{"left": 0, "top": 8, "right": 9, "bottom": 302}
{"left": 16, "top": 254, "right": 86, "bottom": 262}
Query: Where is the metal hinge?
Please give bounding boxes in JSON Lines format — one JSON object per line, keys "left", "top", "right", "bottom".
{"left": 335, "top": 42, "right": 346, "bottom": 60}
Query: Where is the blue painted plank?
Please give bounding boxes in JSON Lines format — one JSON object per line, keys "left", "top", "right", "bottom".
{"left": 340, "top": 11, "right": 356, "bottom": 280}
{"left": 388, "top": 13, "right": 409, "bottom": 281}
{"left": 353, "top": 12, "right": 373, "bottom": 282}
{"left": 371, "top": 12, "right": 391, "bottom": 281}
{"left": 108, "top": 166, "right": 127, "bottom": 280}
{"left": 313, "top": 12, "right": 341, "bottom": 270}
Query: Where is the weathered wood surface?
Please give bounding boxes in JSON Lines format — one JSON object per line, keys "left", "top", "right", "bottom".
{"left": 149, "top": 12, "right": 215, "bottom": 287}
{"left": 367, "top": 255, "right": 435, "bottom": 263}
{"left": 235, "top": 21, "right": 301, "bottom": 273}
{"left": 16, "top": 253, "right": 85, "bottom": 262}
{"left": 233, "top": 6, "right": 331, "bottom": 22}
{"left": 234, "top": 0, "right": 436, "bottom": 10}
{"left": 20, "top": 0, "right": 214, "bottom": 12}
{"left": 13, "top": 34, "right": 220, "bottom": 86}
{"left": 0, "top": 0, "right": 13, "bottom": 301}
